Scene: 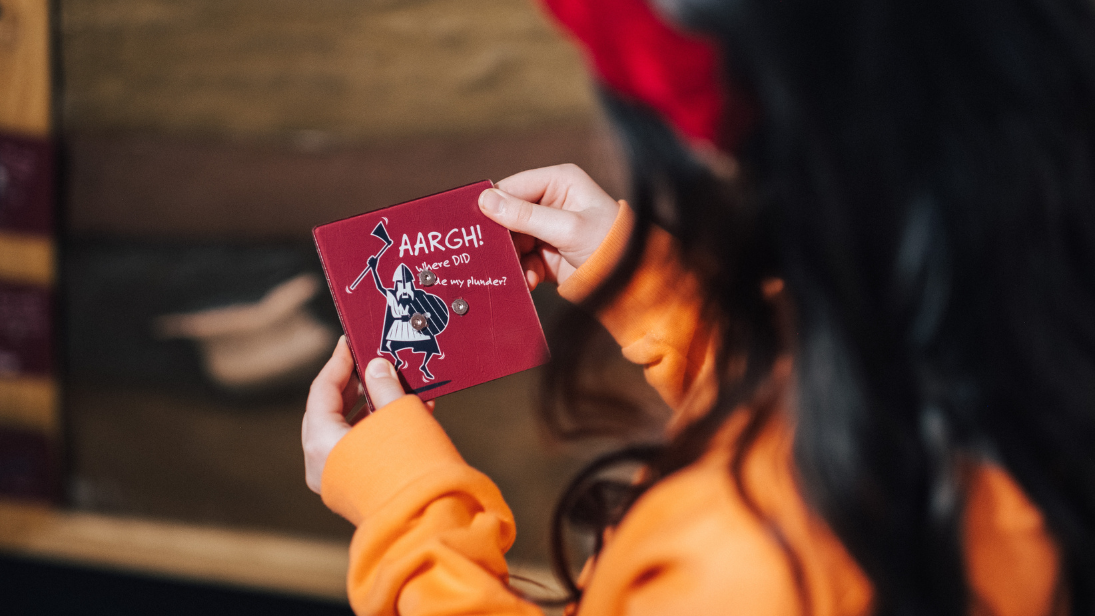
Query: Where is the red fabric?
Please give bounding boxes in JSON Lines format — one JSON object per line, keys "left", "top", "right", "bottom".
{"left": 541, "top": 0, "right": 750, "bottom": 149}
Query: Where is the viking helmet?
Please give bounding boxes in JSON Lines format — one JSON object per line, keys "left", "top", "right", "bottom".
{"left": 393, "top": 264, "right": 416, "bottom": 286}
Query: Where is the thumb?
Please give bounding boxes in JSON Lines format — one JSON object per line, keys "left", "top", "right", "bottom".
{"left": 479, "top": 188, "right": 577, "bottom": 249}
{"left": 364, "top": 358, "right": 407, "bottom": 409}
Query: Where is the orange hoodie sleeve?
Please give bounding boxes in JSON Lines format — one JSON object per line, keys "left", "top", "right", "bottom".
{"left": 321, "top": 395, "right": 543, "bottom": 616}
{"left": 558, "top": 201, "right": 719, "bottom": 423}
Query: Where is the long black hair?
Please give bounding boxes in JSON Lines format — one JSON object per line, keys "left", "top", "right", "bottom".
{"left": 543, "top": 1, "right": 1095, "bottom": 614}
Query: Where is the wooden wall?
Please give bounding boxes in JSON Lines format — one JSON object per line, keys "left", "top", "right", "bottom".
{"left": 60, "top": 0, "right": 596, "bottom": 140}
{"left": 57, "top": 0, "right": 624, "bottom": 240}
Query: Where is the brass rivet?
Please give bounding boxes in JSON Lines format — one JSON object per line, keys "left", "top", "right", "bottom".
{"left": 451, "top": 298, "right": 468, "bottom": 315}
{"left": 418, "top": 269, "right": 437, "bottom": 286}
{"left": 410, "top": 313, "right": 428, "bottom": 331}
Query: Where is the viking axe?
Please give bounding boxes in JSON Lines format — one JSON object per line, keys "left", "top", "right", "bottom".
{"left": 346, "top": 223, "right": 393, "bottom": 294}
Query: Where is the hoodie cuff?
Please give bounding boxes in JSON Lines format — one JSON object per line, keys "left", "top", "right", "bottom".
{"left": 557, "top": 200, "right": 635, "bottom": 303}
{"left": 321, "top": 394, "right": 466, "bottom": 526}
{"left": 557, "top": 201, "right": 697, "bottom": 351}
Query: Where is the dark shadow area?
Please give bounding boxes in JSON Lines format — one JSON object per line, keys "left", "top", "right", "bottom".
{"left": 0, "top": 554, "right": 353, "bottom": 616}
{"left": 65, "top": 239, "right": 335, "bottom": 393}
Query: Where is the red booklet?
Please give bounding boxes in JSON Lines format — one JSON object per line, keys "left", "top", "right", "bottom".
{"left": 313, "top": 180, "right": 550, "bottom": 409}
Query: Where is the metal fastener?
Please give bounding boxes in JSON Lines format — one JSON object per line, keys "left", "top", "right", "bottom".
{"left": 410, "top": 313, "right": 428, "bottom": 331}
{"left": 418, "top": 269, "right": 437, "bottom": 286}
{"left": 451, "top": 298, "right": 468, "bottom": 315}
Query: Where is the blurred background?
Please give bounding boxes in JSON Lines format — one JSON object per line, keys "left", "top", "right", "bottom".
{"left": 0, "top": 0, "right": 663, "bottom": 613}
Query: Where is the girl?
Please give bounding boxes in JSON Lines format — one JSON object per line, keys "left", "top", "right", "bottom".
{"left": 303, "top": 0, "right": 1095, "bottom": 614}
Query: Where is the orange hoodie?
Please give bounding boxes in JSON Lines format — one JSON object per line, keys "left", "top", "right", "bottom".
{"left": 320, "top": 203, "right": 1061, "bottom": 616}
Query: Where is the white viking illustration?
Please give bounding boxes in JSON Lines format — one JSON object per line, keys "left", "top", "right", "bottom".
{"left": 366, "top": 258, "right": 449, "bottom": 380}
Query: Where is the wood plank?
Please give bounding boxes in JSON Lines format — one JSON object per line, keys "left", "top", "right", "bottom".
{"left": 60, "top": 0, "right": 591, "bottom": 139}
{"left": 65, "top": 123, "right": 627, "bottom": 239}
{"left": 0, "top": 0, "right": 50, "bottom": 136}
{"left": 0, "top": 500, "right": 351, "bottom": 601}
{"left": 0, "top": 500, "right": 564, "bottom": 609}
{"left": 0, "top": 231, "right": 53, "bottom": 284}
{"left": 0, "top": 376, "right": 56, "bottom": 432}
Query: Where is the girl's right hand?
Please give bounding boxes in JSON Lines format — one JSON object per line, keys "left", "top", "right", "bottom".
{"left": 478, "top": 164, "right": 620, "bottom": 290}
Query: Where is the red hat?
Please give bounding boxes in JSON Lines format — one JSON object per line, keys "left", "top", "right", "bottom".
{"left": 540, "top": 0, "right": 752, "bottom": 151}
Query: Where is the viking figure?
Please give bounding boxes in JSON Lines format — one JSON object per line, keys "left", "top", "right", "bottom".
{"left": 368, "top": 259, "right": 449, "bottom": 380}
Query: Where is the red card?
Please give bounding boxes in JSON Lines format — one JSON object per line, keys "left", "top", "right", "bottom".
{"left": 313, "top": 180, "right": 549, "bottom": 408}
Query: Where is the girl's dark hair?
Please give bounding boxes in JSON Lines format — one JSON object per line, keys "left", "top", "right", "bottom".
{"left": 543, "top": 1, "right": 1095, "bottom": 614}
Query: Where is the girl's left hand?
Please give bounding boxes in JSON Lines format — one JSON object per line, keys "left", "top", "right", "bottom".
{"left": 302, "top": 337, "right": 430, "bottom": 495}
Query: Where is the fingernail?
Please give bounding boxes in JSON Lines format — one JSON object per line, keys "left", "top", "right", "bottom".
{"left": 479, "top": 189, "right": 504, "bottom": 214}
{"left": 338, "top": 335, "right": 347, "bottom": 346}
{"left": 367, "top": 357, "right": 396, "bottom": 379}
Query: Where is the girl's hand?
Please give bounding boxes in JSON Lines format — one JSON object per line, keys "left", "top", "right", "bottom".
{"left": 303, "top": 337, "right": 430, "bottom": 495}
{"left": 479, "top": 164, "right": 619, "bottom": 290}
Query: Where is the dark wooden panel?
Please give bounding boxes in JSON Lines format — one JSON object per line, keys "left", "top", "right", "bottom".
{"left": 60, "top": 0, "right": 593, "bottom": 139}
{"left": 65, "top": 123, "right": 627, "bottom": 240}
